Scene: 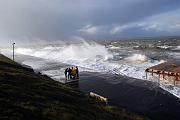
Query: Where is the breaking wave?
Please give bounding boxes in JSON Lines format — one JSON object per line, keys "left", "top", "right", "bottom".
{"left": 124, "top": 54, "right": 148, "bottom": 63}
{"left": 16, "top": 41, "right": 112, "bottom": 63}
{"left": 15, "top": 41, "right": 161, "bottom": 79}
{"left": 2, "top": 41, "right": 180, "bottom": 99}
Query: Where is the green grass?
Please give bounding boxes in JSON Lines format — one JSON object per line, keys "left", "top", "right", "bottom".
{"left": 0, "top": 54, "right": 149, "bottom": 120}
{"left": 0, "top": 54, "right": 16, "bottom": 64}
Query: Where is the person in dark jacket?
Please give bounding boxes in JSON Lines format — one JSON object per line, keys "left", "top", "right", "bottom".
{"left": 68, "top": 67, "right": 72, "bottom": 79}
{"left": 64, "top": 68, "right": 68, "bottom": 80}
{"left": 76, "top": 66, "right": 79, "bottom": 79}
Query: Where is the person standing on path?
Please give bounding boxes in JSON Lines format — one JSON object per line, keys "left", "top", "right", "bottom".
{"left": 76, "top": 66, "right": 79, "bottom": 79}
{"left": 64, "top": 68, "right": 68, "bottom": 80}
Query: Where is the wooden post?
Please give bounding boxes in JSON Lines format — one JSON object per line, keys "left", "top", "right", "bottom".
{"left": 158, "top": 73, "right": 160, "bottom": 84}
{"left": 163, "top": 72, "right": 164, "bottom": 79}
{"left": 174, "top": 75, "right": 178, "bottom": 86}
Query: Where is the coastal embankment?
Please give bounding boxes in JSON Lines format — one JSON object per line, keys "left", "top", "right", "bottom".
{"left": 0, "top": 54, "right": 147, "bottom": 120}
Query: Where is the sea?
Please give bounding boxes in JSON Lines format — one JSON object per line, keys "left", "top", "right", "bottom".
{"left": 1, "top": 38, "right": 180, "bottom": 98}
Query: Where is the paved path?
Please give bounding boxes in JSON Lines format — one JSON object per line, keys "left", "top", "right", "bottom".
{"left": 79, "top": 72, "right": 180, "bottom": 120}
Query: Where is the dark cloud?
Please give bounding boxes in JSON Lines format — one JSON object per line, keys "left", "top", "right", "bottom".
{"left": 90, "top": 0, "right": 180, "bottom": 25}
{"left": 0, "top": 0, "right": 180, "bottom": 43}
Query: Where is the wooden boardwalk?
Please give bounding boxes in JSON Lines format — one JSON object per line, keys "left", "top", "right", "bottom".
{"left": 145, "top": 61, "right": 180, "bottom": 85}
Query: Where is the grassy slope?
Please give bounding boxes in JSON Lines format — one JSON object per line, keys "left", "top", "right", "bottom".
{"left": 0, "top": 54, "right": 148, "bottom": 120}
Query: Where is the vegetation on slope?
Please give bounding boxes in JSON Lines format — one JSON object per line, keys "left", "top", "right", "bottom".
{"left": 0, "top": 54, "right": 148, "bottom": 120}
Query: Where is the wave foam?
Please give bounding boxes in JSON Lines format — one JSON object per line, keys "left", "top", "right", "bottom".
{"left": 124, "top": 54, "right": 148, "bottom": 63}
{"left": 15, "top": 42, "right": 162, "bottom": 79}
{"left": 9, "top": 41, "right": 180, "bottom": 99}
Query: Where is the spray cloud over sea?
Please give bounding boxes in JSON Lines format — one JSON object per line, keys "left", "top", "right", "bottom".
{"left": 14, "top": 41, "right": 159, "bottom": 78}
{"left": 1, "top": 39, "right": 180, "bottom": 98}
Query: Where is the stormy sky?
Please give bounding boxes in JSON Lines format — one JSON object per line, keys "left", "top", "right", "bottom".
{"left": 0, "top": 0, "right": 180, "bottom": 43}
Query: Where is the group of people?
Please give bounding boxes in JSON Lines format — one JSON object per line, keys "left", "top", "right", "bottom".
{"left": 64, "top": 66, "right": 79, "bottom": 80}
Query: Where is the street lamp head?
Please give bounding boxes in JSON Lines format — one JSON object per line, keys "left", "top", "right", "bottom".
{"left": 13, "top": 43, "right": 15, "bottom": 45}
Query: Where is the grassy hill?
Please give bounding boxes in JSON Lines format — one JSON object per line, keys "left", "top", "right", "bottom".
{"left": 0, "top": 54, "right": 148, "bottom": 120}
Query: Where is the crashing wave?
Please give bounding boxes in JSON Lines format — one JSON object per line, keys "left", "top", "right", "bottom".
{"left": 2, "top": 41, "right": 180, "bottom": 99}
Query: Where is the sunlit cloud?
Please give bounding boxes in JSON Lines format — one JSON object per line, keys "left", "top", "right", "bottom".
{"left": 78, "top": 24, "right": 99, "bottom": 35}
{"left": 110, "top": 25, "right": 129, "bottom": 34}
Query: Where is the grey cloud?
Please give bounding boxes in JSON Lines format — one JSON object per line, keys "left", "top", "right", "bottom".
{"left": 0, "top": 0, "right": 180, "bottom": 43}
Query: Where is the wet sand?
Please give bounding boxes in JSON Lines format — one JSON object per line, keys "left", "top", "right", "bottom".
{"left": 78, "top": 72, "right": 180, "bottom": 120}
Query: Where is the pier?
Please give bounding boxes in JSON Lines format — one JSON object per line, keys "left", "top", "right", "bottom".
{"left": 145, "top": 61, "right": 180, "bottom": 86}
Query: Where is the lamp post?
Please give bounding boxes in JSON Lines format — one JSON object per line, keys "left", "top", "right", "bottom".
{"left": 12, "top": 43, "right": 15, "bottom": 61}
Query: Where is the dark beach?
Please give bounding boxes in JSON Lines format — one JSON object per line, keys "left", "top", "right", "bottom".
{"left": 78, "top": 72, "right": 180, "bottom": 120}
